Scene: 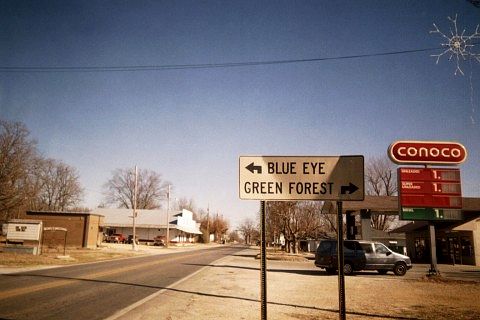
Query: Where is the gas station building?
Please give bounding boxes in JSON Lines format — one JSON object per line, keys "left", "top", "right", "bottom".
{"left": 323, "top": 196, "right": 480, "bottom": 266}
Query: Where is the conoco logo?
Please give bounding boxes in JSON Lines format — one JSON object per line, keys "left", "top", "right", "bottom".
{"left": 388, "top": 141, "right": 467, "bottom": 165}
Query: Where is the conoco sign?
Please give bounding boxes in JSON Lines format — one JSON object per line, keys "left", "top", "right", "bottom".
{"left": 388, "top": 141, "right": 467, "bottom": 165}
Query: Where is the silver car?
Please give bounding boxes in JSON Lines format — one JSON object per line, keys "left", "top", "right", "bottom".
{"left": 359, "top": 241, "right": 412, "bottom": 276}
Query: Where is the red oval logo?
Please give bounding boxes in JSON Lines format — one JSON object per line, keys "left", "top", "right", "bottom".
{"left": 388, "top": 141, "right": 467, "bottom": 165}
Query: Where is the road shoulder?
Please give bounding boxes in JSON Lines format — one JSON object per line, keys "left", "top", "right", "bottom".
{"left": 111, "top": 248, "right": 480, "bottom": 320}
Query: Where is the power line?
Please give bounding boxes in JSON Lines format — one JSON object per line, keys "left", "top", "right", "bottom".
{"left": 0, "top": 46, "right": 463, "bottom": 73}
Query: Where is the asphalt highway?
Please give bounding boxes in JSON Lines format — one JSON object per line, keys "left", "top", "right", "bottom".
{"left": 0, "top": 245, "right": 244, "bottom": 320}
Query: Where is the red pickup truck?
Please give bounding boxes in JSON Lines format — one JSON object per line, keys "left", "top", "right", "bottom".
{"left": 106, "top": 233, "right": 126, "bottom": 243}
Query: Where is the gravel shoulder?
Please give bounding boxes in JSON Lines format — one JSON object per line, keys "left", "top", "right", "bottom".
{"left": 118, "top": 247, "right": 480, "bottom": 320}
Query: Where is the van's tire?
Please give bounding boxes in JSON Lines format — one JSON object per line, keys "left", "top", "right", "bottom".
{"left": 377, "top": 270, "right": 388, "bottom": 275}
{"left": 343, "top": 262, "right": 354, "bottom": 275}
{"left": 393, "top": 262, "right": 407, "bottom": 276}
{"left": 325, "top": 268, "right": 336, "bottom": 274}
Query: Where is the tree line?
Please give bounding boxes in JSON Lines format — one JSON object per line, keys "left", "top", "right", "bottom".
{"left": 2, "top": 119, "right": 396, "bottom": 246}
{"left": 0, "top": 120, "right": 84, "bottom": 220}
{"left": 0, "top": 119, "right": 231, "bottom": 242}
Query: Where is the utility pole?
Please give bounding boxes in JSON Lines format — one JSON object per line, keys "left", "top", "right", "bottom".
{"left": 206, "top": 204, "right": 210, "bottom": 243}
{"left": 166, "top": 184, "right": 170, "bottom": 248}
{"left": 215, "top": 211, "right": 219, "bottom": 242}
{"left": 132, "top": 165, "right": 138, "bottom": 251}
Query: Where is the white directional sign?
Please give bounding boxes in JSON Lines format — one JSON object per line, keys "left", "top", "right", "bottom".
{"left": 239, "top": 155, "right": 364, "bottom": 201}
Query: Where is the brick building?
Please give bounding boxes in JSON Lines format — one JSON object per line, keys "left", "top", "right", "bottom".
{"left": 24, "top": 211, "right": 104, "bottom": 249}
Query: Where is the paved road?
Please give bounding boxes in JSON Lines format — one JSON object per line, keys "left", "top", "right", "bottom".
{"left": 0, "top": 245, "right": 244, "bottom": 320}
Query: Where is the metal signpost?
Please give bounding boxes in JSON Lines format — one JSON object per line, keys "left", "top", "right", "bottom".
{"left": 239, "top": 155, "right": 364, "bottom": 320}
{"left": 389, "top": 141, "right": 467, "bottom": 276}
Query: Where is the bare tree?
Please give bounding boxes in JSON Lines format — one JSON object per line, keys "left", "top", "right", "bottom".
{"left": 227, "top": 230, "right": 241, "bottom": 243}
{"left": 265, "top": 201, "right": 285, "bottom": 247}
{"left": 366, "top": 156, "right": 397, "bottom": 196}
{"left": 196, "top": 208, "right": 210, "bottom": 243}
{"left": 0, "top": 120, "right": 38, "bottom": 220}
{"left": 103, "top": 168, "right": 169, "bottom": 209}
{"left": 176, "top": 197, "right": 199, "bottom": 219}
{"left": 266, "top": 201, "right": 294, "bottom": 251}
{"left": 365, "top": 156, "right": 397, "bottom": 231}
{"left": 267, "top": 201, "right": 336, "bottom": 253}
{"left": 31, "top": 158, "right": 84, "bottom": 211}
{"left": 238, "top": 218, "right": 258, "bottom": 245}
{"left": 198, "top": 211, "right": 229, "bottom": 242}
{"left": 268, "top": 201, "right": 315, "bottom": 253}
{"left": 296, "top": 201, "right": 326, "bottom": 239}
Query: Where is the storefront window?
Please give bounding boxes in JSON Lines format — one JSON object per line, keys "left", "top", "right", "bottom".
{"left": 414, "top": 238, "right": 426, "bottom": 260}
{"left": 461, "top": 237, "right": 473, "bottom": 257}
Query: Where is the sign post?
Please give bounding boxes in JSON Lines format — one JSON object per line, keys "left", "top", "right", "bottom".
{"left": 260, "top": 201, "right": 267, "bottom": 320}
{"left": 336, "top": 201, "right": 346, "bottom": 320}
{"left": 239, "top": 155, "right": 364, "bottom": 320}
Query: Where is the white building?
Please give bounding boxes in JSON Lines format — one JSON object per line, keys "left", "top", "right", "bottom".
{"left": 92, "top": 208, "right": 202, "bottom": 244}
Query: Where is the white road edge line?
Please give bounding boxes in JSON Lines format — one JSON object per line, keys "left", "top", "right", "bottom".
{"left": 104, "top": 248, "right": 246, "bottom": 320}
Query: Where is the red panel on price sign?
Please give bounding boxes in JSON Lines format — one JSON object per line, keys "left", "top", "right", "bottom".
{"left": 398, "top": 168, "right": 460, "bottom": 182}
{"left": 400, "top": 194, "right": 462, "bottom": 209}
{"left": 400, "top": 181, "right": 461, "bottom": 195}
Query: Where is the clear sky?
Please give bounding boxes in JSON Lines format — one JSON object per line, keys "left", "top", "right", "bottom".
{"left": 1, "top": 1, "right": 479, "bottom": 228}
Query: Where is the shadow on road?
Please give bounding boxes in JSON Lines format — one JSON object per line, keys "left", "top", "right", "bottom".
{"left": 4, "top": 272, "right": 415, "bottom": 320}
{"left": 183, "top": 263, "right": 341, "bottom": 276}
{"left": 231, "top": 253, "right": 258, "bottom": 258}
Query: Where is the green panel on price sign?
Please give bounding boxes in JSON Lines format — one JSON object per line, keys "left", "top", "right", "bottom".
{"left": 401, "top": 208, "right": 463, "bottom": 221}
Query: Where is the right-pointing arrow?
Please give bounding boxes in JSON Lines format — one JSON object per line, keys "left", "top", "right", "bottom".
{"left": 341, "top": 183, "right": 359, "bottom": 195}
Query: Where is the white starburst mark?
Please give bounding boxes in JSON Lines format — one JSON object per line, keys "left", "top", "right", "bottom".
{"left": 430, "top": 14, "right": 480, "bottom": 75}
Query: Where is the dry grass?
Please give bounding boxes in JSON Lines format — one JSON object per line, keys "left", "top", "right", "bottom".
{"left": 255, "top": 252, "right": 311, "bottom": 262}
{"left": 0, "top": 248, "right": 143, "bottom": 267}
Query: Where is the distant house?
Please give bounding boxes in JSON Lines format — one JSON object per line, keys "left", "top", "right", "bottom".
{"left": 92, "top": 208, "right": 202, "bottom": 244}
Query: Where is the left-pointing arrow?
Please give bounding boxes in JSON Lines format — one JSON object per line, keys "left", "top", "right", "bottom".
{"left": 246, "top": 162, "right": 262, "bottom": 174}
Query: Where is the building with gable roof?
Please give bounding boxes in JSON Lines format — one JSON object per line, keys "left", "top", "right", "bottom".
{"left": 92, "top": 208, "right": 202, "bottom": 244}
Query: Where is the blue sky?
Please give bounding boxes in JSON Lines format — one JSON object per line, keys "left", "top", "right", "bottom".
{"left": 1, "top": 1, "right": 479, "bottom": 228}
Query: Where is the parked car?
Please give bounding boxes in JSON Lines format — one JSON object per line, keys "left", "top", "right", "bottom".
{"left": 314, "top": 239, "right": 412, "bottom": 276}
{"left": 358, "top": 241, "right": 412, "bottom": 276}
{"left": 106, "top": 233, "right": 126, "bottom": 243}
{"left": 153, "top": 235, "right": 165, "bottom": 246}
{"left": 126, "top": 235, "right": 139, "bottom": 244}
{"left": 315, "top": 239, "right": 366, "bottom": 275}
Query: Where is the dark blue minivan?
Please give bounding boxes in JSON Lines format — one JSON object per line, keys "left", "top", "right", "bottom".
{"left": 314, "top": 239, "right": 366, "bottom": 275}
